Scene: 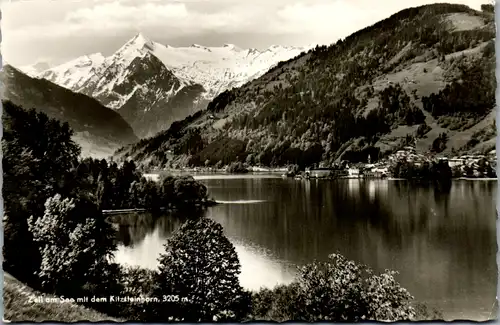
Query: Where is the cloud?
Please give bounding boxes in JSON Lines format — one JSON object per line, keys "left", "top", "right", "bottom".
{"left": 66, "top": 2, "right": 190, "bottom": 24}
{"left": 4, "top": 0, "right": 261, "bottom": 39}
{"left": 5, "top": 0, "right": 486, "bottom": 37}
{"left": 7, "top": 0, "right": 486, "bottom": 39}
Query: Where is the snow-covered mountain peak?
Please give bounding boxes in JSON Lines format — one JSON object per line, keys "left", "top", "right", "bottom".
{"left": 19, "top": 61, "right": 51, "bottom": 77}
{"left": 36, "top": 53, "right": 106, "bottom": 90}
{"left": 130, "top": 32, "right": 151, "bottom": 46}
{"left": 223, "top": 43, "right": 242, "bottom": 51}
{"left": 190, "top": 44, "right": 211, "bottom": 51}
{"left": 29, "top": 33, "right": 315, "bottom": 113}
{"left": 21, "top": 33, "right": 317, "bottom": 138}
{"left": 266, "top": 44, "right": 297, "bottom": 52}
{"left": 245, "top": 48, "right": 260, "bottom": 55}
{"left": 117, "top": 33, "right": 155, "bottom": 56}
{"left": 75, "top": 53, "right": 105, "bottom": 68}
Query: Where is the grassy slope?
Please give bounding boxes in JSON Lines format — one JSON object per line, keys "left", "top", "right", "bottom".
{"left": 371, "top": 41, "right": 494, "bottom": 155}
{"left": 3, "top": 273, "right": 123, "bottom": 322}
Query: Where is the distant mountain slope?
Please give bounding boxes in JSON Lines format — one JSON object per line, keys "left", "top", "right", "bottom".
{"left": 26, "top": 34, "right": 311, "bottom": 138}
{"left": 1, "top": 65, "right": 138, "bottom": 158}
{"left": 114, "top": 3, "right": 496, "bottom": 170}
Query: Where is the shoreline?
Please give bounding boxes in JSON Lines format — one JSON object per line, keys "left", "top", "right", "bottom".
{"left": 144, "top": 167, "right": 289, "bottom": 174}
{"left": 143, "top": 171, "right": 497, "bottom": 181}
{"left": 102, "top": 200, "right": 219, "bottom": 216}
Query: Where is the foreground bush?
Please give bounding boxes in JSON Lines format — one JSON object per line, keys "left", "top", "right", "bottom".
{"left": 2, "top": 101, "right": 81, "bottom": 286}
{"left": 27, "top": 194, "right": 120, "bottom": 299}
{"left": 116, "top": 266, "right": 157, "bottom": 320}
{"left": 250, "top": 283, "right": 302, "bottom": 321}
{"left": 149, "top": 217, "right": 251, "bottom": 322}
{"left": 252, "top": 253, "right": 416, "bottom": 322}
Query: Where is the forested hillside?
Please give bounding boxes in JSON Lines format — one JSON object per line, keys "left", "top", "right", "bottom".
{"left": 115, "top": 4, "right": 496, "bottom": 169}
{"left": 1, "top": 65, "right": 138, "bottom": 158}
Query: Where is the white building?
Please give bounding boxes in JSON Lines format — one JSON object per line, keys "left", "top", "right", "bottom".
{"left": 348, "top": 167, "right": 360, "bottom": 178}
{"left": 449, "top": 158, "right": 465, "bottom": 168}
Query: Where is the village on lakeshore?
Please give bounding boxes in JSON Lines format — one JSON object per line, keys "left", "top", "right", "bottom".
{"left": 144, "top": 146, "right": 497, "bottom": 181}
{"left": 284, "top": 146, "right": 497, "bottom": 180}
{"left": 295, "top": 146, "right": 498, "bottom": 180}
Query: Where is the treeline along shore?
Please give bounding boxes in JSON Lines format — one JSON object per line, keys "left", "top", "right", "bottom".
{"left": 2, "top": 99, "right": 444, "bottom": 322}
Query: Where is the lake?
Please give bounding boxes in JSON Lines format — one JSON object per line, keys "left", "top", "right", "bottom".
{"left": 114, "top": 175, "right": 497, "bottom": 321}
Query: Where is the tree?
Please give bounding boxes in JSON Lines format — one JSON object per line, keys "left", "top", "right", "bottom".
{"left": 481, "top": 3, "right": 494, "bottom": 13}
{"left": 2, "top": 101, "right": 80, "bottom": 286}
{"left": 119, "top": 266, "right": 158, "bottom": 320}
{"left": 298, "top": 253, "right": 415, "bottom": 321}
{"left": 174, "top": 176, "right": 208, "bottom": 206}
{"left": 251, "top": 283, "right": 303, "bottom": 321}
{"left": 158, "top": 174, "right": 176, "bottom": 207}
{"left": 143, "top": 179, "right": 161, "bottom": 213}
{"left": 251, "top": 253, "right": 416, "bottom": 322}
{"left": 27, "top": 194, "right": 118, "bottom": 297}
{"left": 431, "top": 133, "right": 448, "bottom": 153}
{"left": 2, "top": 147, "right": 42, "bottom": 284}
{"left": 245, "top": 153, "right": 255, "bottom": 166}
{"left": 151, "top": 217, "right": 251, "bottom": 322}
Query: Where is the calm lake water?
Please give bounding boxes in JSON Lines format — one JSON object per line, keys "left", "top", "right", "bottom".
{"left": 114, "top": 175, "right": 498, "bottom": 321}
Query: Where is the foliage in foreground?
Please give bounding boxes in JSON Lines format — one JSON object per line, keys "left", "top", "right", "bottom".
{"left": 118, "top": 237, "right": 422, "bottom": 322}
{"left": 27, "top": 194, "right": 119, "bottom": 297}
{"left": 251, "top": 254, "right": 416, "bottom": 322}
{"left": 2, "top": 100, "right": 80, "bottom": 287}
{"left": 149, "top": 217, "right": 252, "bottom": 322}
{"left": 3, "top": 101, "right": 436, "bottom": 322}
{"left": 2, "top": 100, "right": 210, "bottom": 313}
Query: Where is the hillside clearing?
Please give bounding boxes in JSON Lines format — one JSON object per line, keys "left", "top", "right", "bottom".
{"left": 444, "top": 13, "right": 485, "bottom": 31}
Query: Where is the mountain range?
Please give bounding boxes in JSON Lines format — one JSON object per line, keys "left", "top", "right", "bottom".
{"left": 113, "top": 4, "right": 496, "bottom": 170}
{"left": 0, "top": 65, "right": 138, "bottom": 158}
{"left": 22, "top": 34, "right": 312, "bottom": 138}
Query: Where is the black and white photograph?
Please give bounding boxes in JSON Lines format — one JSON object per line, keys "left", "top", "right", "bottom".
{"left": 0, "top": 0, "right": 497, "bottom": 322}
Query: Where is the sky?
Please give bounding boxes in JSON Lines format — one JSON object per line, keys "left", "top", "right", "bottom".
{"left": 0, "top": 0, "right": 491, "bottom": 67}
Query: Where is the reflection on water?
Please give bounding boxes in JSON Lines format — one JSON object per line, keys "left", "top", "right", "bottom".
{"left": 114, "top": 178, "right": 497, "bottom": 320}
{"left": 215, "top": 200, "right": 268, "bottom": 204}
